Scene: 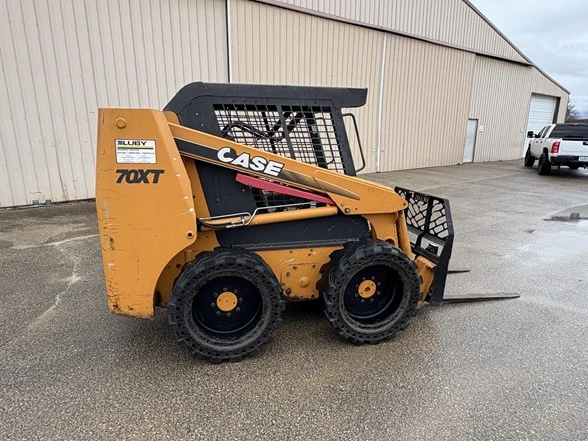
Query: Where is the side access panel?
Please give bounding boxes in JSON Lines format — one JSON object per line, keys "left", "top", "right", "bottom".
{"left": 96, "top": 109, "right": 196, "bottom": 318}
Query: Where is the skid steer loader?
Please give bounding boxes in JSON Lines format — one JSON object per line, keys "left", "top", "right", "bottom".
{"left": 96, "top": 82, "right": 455, "bottom": 363}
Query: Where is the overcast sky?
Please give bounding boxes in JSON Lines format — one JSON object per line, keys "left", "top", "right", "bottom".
{"left": 471, "top": 0, "right": 588, "bottom": 116}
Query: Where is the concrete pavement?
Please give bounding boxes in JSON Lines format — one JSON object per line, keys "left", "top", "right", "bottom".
{"left": 1, "top": 160, "right": 587, "bottom": 440}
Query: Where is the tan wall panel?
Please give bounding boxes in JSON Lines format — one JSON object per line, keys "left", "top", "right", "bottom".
{"left": 379, "top": 36, "right": 475, "bottom": 171}
{"left": 271, "top": 0, "right": 528, "bottom": 64}
{"left": 530, "top": 68, "right": 569, "bottom": 122}
{"left": 231, "top": 0, "right": 384, "bottom": 173}
{"left": 468, "top": 56, "right": 531, "bottom": 162}
{"left": 0, "top": 0, "right": 571, "bottom": 207}
{"left": 0, "top": 0, "right": 227, "bottom": 207}
{"left": 469, "top": 57, "right": 569, "bottom": 163}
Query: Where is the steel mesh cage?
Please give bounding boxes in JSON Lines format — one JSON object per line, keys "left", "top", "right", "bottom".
{"left": 213, "top": 103, "right": 346, "bottom": 174}
{"left": 165, "top": 82, "right": 365, "bottom": 213}
{"left": 401, "top": 192, "right": 450, "bottom": 240}
{"left": 395, "top": 187, "right": 455, "bottom": 303}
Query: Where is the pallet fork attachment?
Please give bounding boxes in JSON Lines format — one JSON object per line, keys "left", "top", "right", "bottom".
{"left": 395, "top": 187, "right": 454, "bottom": 305}
{"left": 395, "top": 187, "right": 520, "bottom": 305}
{"left": 441, "top": 293, "right": 520, "bottom": 303}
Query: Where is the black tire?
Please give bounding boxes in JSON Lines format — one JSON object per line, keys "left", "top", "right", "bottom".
{"left": 569, "top": 165, "right": 580, "bottom": 170}
{"left": 524, "top": 148, "right": 535, "bottom": 167}
{"left": 322, "top": 240, "right": 421, "bottom": 344}
{"left": 168, "top": 249, "right": 284, "bottom": 362}
{"left": 537, "top": 153, "right": 551, "bottom": 176}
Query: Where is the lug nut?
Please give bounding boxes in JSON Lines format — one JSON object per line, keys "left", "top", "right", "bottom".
{"left": 211, "top": 303, "right": 215, "bottom": 307}
{"left": 227, "top": 313, "right": 231, "bottom": 317}
{"left": 216, "top": 311, "right": 221, "bottom": 315}
{"left": 236, "top": 307, "right": 240, "bottom": 312}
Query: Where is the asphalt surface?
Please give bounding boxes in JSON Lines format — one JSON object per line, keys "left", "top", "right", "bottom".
{"left": 1, "top": 160, "right": 587, "bottom": 440}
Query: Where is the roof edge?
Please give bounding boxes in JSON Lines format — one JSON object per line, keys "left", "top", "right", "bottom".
{"left": 249, "top": 0, "right": 532, "bottom": 67}
{"left": 462, "top": 0, "right": 570, "bottom": 94}
{"left": 247, "top": 0, "right": 569, "bottom": 95}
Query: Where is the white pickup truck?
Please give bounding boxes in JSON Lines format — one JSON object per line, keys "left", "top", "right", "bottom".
{"left": 524, "top": 123, "right": 588, "bottom": 175}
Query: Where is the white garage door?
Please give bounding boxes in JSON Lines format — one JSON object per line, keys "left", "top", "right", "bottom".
{"left": 523, "top": 94, "right": 557, "bottom": 156}
{"left": 527, "top": 94, "right": 557, "bottom": 133}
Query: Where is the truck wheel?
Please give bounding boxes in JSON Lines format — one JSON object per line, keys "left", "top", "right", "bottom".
{"left": 168, "top": 250, "right": 284, "bottom": 363}
{"left": 322, "top": 240, "right": 421, "bottom": 344}
{"left": 524, "top": 148, "right": 535, "bottom": 167}
{"left": 537, "top": 154, "right": 551, "bottom": 176}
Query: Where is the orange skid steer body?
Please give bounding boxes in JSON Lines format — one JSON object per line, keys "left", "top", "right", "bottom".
{"left": 96, "top": 82, "right": 454, "bottom": 362}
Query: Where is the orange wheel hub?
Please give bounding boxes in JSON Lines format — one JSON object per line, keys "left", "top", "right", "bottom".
{"left": 216, "top": 291, "right": 238, "bottom": 312}
{"left": 358, "top": 280, "right": 377, "bottom": 299}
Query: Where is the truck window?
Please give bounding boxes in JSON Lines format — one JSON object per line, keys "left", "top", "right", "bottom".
{"left": 549, "top": 125, "right": 588, "bottom": 139}
{"left": 538, "top": 126, "right": 549, "bottom": 138}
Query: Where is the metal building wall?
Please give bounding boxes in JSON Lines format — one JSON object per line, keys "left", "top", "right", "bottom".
{"left": 267, "top": 0, "right": 528, "bottom": 63}
{"left": 0, "top": 0, "right": 571, "bottom": 207}
{"left": 530, "top": 67, "right": 569, "bottom": 122}
{"left": 230, "top": 0, "right": 384, "bottom": 173}
{"left": 469, "top": 56, "right": 569, "bottom": 163}
{"left": 379, "top": 36, "right": 475, "bottom": 171}
{"left": 0, "top": 0, "right": 228, "bottom": 207}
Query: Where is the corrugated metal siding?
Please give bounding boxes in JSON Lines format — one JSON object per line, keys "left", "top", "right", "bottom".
{"left": 269, "top": 0, "right": 528, "bottom": 64}
{"left": 379, "top": 36, "right": 475, "bottom": 171}
{"left": 0, "top": 0, "right": 228, "bottom": 207}
{"left": 469, "top": 57, "right": 531, "bottom": 163}
{"left": 530, "top": 67, "right": 569, "bottom": 122}
{"left": 0, "top": 0, "right": 572, "bottom": 207}
{"left": 231, "top": 0, "right": 384, "bottom": 173}
{"left": 469, "top": 56, "right": 568, "bottom": 163}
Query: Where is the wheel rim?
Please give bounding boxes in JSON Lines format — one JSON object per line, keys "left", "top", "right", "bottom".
{"left": 191, "top": 276, "right": 263, "bottom": 339}
{"left": 343, "top": 264, "right": 404, "bottom": 324}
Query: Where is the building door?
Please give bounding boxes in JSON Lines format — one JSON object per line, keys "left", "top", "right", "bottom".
{"left": 523, "top": 94, "right": 557, "bottom": 156}
{"left": 463, "top": 119, "right": 478, "bottom": 163}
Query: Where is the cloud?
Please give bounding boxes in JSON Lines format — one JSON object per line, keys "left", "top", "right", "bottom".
{"left": 472, "top": 0, "right": 588, "bottom": 115}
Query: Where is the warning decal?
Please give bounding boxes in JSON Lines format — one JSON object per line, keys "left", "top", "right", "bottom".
{"left": 115, "top": 139, "right": 156, "bottom": 164}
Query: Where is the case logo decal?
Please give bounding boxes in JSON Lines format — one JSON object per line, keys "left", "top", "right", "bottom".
{"left": 217, "top": 147, "right": 284, "bottom": 177}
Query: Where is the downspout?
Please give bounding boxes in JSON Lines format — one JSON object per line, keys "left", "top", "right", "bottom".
{"left": 226, "top": 0, "right": 233, "bottom": 82}
{"left": 376, "top": 33, "right": 387, "bottom": 172}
